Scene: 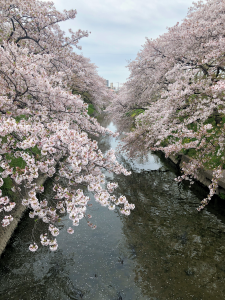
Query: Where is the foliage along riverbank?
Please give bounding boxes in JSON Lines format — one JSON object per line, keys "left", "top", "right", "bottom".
{"left": 0, "top": 0, "right": 135, "bottom": 254}
{"left": 0, "top": 97, "right": 100, "bottom": 257}
{"left": 108, "top": 0, "right": 225, "bottom": 210}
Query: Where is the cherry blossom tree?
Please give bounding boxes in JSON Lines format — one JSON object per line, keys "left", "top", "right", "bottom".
{"left": 110, "top": 0, "right": 225, "bottom": 210}
{"left": 0, "top": 0, "right": 134, "bottom": 252}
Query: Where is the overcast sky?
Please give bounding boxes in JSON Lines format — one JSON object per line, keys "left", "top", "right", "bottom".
{"left": 43, "top": 0, "right": 195, "bottom": 87}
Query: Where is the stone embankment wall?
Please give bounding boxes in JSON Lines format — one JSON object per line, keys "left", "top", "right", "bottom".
{"left": 0, "top": 174, "right": 48, "bottom": 257}
{"left": 168, "top": 153, "right": 225, "bottom": 195}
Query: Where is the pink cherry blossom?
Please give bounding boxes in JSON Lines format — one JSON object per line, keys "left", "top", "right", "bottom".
{"left": 29, "top": 243, "right": 38, "bottom": 252}
{"left": 0, "top": 0, "right": 134, "bottom": 252}
{"left": 67, "top": 227, "right": 74, "bottom": 234}
{"left": 108, "top": 0, "right": 225, "bottom": 210}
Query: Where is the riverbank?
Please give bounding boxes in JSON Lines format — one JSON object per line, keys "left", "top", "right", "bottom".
{"left": 0, "top": 174, "right": 48, "bottom": 258}
{"left": 167, "top": 153, "right": 225, "bottom": 196}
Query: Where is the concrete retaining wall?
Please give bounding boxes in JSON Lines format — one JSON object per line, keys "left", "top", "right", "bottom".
{"left": 0, "top": 174, "right": 48, "bottom": 258}
{"left": 168, "top": 153, "right": 225, "bottom": 195}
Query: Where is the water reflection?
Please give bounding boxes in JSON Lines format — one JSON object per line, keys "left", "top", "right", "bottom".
{"left": 117, "top": 159, "right": 225, "bottom": 299}
{"left": 0, "top": 119, "right": 225, "bottom": 299}
{"left": 0, "top": 215, "right": 85, "bottom": 300}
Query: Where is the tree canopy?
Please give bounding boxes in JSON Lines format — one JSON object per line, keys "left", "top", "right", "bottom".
{"left": 0, "top": 0, "right": 134, "bottom": 252}
{"left": 109, "top": 0, "right": 225, "bottom": 210}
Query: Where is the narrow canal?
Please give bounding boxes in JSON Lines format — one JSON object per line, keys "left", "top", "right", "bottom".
{"left": 1, "top": 116, "right": 225, "bottom": 300}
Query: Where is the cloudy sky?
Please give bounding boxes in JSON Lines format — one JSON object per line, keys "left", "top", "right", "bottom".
{"left": 43, "top": 0, "right": 195, "bottom": 88}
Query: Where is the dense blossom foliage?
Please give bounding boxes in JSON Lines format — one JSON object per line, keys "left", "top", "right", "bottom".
{"left": 109, "top": 0, "right": 225, "bottom": 210}
{"left": 0, "top": 0, "right": 134, "bottom": 252}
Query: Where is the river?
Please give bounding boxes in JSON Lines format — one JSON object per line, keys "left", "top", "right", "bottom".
{"left": 1, "top": 117, "right": 225, "bottom": 300}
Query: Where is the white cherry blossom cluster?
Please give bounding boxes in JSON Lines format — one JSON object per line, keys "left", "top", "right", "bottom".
{"left": 108, "top": 0, "right": 225, "bottom": 209}
{"left": 1, "top": 215, "right": 14, "bottom": 227}
{"left": 0, "top": 0, "right": 134, "bottom": 252}
{"left": 197, "top": 168, "right": 223, "bottom": 211}
{"left": 0, "top": 194, "right": 16, "bottom": 227}
{"left": 107, "top": 182, "right": 118, "bottom": 193}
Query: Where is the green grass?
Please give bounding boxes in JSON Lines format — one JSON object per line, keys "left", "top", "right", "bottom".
{"left": 87, "top": 104, "right": 96, "bottom": 116}
{"left": 125, "top": 108, "right": 145, "bottom": 118}
{"left": 219, "top": 193, "right": 225, "bottom": 200}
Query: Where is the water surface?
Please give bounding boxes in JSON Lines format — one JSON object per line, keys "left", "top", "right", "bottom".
{"left": 1, "top": 120, "right": 225, "bottom": 300}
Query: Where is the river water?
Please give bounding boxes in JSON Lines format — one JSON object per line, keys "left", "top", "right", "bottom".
{"left": 1, "top": 117, "right": 225, "bottom": 300}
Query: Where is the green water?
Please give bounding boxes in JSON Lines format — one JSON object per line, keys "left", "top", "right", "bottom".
{"left": 1, "top": 120, "right": 225, "bottom": 300}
